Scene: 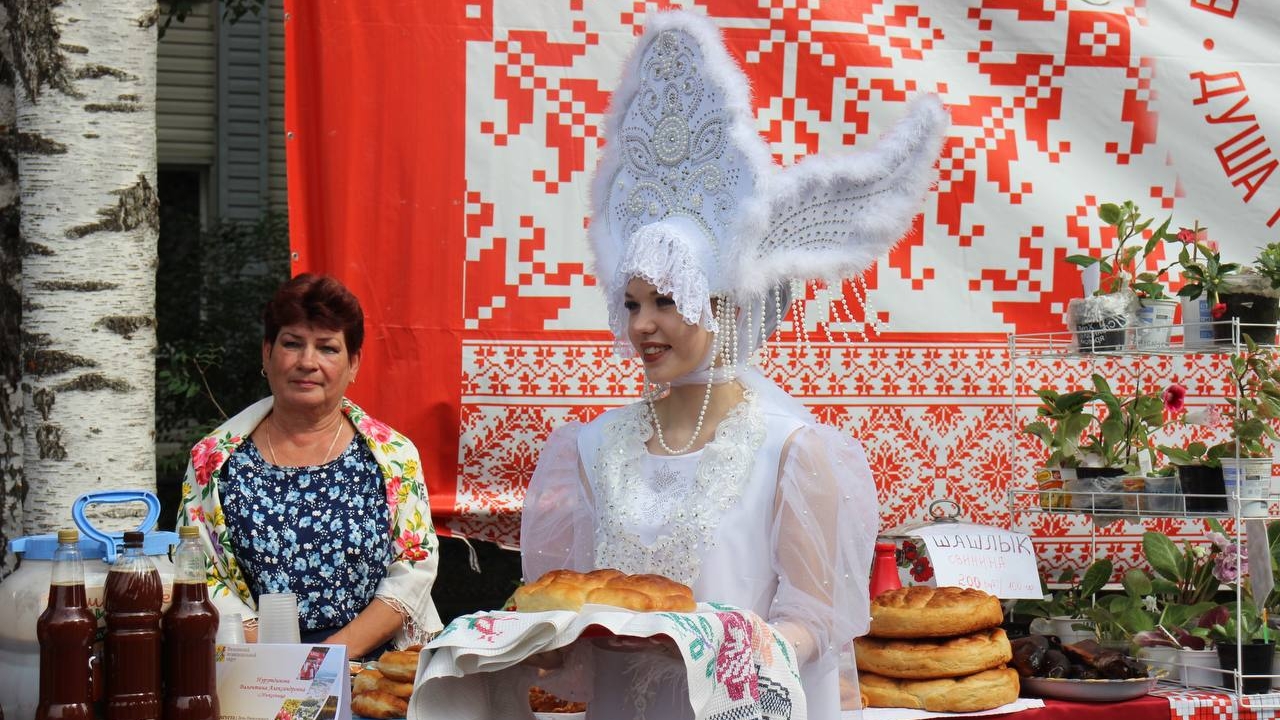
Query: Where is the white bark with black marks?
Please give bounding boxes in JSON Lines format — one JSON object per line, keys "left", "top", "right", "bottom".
{"left": 0, "top": 3, "right": 23, "bottom": 577}
{"left": 15, "top": 0, "right": 158, "bottom": 533}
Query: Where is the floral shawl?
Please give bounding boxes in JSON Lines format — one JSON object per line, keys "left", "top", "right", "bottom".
{"left": 177, "top": 396, "right": 443, "bottom": 646}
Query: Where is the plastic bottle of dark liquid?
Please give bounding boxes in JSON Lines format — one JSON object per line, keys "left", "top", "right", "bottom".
{"left": 162, "top": 526, "right": 219, "bottom": 720}
{"left": 104, "top": 530, "right": 162, "bottom": 720}
{"left": 36, "top": 529, "right": 98, "bottom": 720}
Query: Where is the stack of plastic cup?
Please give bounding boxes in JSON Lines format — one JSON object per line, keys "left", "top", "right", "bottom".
{"left": 256, "top": 593, "right": 301, "bottom": 644}
{"left": 216, "top": 612, "right": 246, "bottom": 644}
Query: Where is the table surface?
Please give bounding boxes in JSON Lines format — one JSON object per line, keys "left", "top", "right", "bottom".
{"left": 856, "top": 685, "right": 1280, "bottom": 720}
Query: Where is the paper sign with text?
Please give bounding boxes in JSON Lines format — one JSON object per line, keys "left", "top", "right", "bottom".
{"left": 910, "top": 523, "right": 1042, "bottom": 599}
{"left": 216, "top": 643, "right": 350, "bottom": 720}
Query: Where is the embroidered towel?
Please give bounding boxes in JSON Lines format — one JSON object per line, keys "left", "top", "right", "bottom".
{"left": 408, "top": 603, "right": 806, "bottom": 720}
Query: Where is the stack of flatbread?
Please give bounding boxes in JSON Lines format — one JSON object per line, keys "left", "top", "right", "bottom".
{"left": 855, "top": 586, "right": 1020, "bottom": 713}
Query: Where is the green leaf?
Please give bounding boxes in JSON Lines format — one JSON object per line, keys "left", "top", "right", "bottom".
{"left": 1143, "top": 531, "right": 1182, "bottom": 583}
{"left": 1099, "top": 203, "right": 1122, "bottom": 225}
{"left": 1080, "top": 558, "right": 1113, "bottom": 598}
{"left": 1066, "top": 254, "right": 1100, "bottom": 268}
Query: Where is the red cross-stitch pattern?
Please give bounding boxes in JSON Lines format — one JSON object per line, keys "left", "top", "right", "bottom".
{"left": 449, "top": 0, "right": 1280, "bottom": 555}
{"left": 287, "top": 0, "right": 1280, "bottom": 554}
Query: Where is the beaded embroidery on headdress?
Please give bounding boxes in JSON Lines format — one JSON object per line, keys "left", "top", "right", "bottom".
{"left": 589, "top": 10, "right": 949, "bottom": 361}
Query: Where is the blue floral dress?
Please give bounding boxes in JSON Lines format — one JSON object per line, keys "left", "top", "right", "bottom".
{"left": 219, "top": 436, "right": 393, "bottom": 635}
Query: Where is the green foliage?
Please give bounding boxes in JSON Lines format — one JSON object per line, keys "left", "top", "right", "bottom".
{"left": 1255, "top": 242, "right": 1280, "bottom": 290}
{"left": 1022, "top": 389, "right": 1095, "bottom": 469}
{"left": 1082, "top": 374, "right": 1165, "bottom": 471}
{"left": 1024, "top": 375, "right": 1164, "bottom": 473}
{"left": 1206, "top": 337, "right": 1280, "bottom": 460}
{"left": 1208, "top": 601, "right": 1270, "bottom": 644}
{"left": 156, "top": 213, "right": 290, "bottom": 464}
{"left": 1142, "top": 530, "right": 1221, "bottom": 609}
{"left": 1175, "top": 241, "right": 1240, "bottom": 303}
{"left": 1083, "top": 569, "right": 1158, "bottom": 642}
{"left": 1066, "top": 201, "right": 1173, "bottom": 297}
{"left": 161, "top": 0, "right": 267, "bottom": 38}
{"left": 1156, "top": 440, "right": 1218, "bottom": 469}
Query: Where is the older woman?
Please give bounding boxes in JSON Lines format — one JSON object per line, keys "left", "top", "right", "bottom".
{"left": 177, "top": 274, "right": 441, "bottom": 657}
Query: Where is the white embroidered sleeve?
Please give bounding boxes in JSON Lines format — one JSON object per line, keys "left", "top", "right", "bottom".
{"left": 521, "top": 422, "right": 596, "bottom": 582}
{"left": 769, "top": 423, "right": 879, "bottom": 666}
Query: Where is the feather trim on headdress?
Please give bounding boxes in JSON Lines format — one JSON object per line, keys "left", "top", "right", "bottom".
{"left": 588, "top": 10, "right": 949, "bottom": 358}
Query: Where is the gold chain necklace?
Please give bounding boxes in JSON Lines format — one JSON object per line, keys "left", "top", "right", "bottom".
{"left": 265, "top": 415, "right": 344, "bottom": 468}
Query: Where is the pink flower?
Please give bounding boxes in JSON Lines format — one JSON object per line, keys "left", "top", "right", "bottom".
{"left": 1212, "top": 302, "right": 1228, "bottom": 319}
{"left": 385, "top": 475, "right": 403, "bottom": 506}
{"left": 1162, "top": 383, "right": 1187, "bottom": 413}
{"left": 398, "top": 529, "right": 429, "bottom": 561}
{"left": 357, "top": 415, "right": 393, "bottom": 444}
{"left": 1176, "top": 228, "right": 1197, "bottom": 243}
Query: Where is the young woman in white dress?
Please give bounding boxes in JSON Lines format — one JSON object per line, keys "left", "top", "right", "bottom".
{"left": 520, "top": 10, "right": 949, "bottom": 720}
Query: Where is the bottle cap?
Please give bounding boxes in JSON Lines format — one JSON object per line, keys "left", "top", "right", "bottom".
{"left": 179, "top": 525, "right": 200, "bottom": 539}
{"left": 57, "top": 529, "right": 79, "bottom": 544}
{"left": 123, "top": 530, "right": 145, "bottom": 546}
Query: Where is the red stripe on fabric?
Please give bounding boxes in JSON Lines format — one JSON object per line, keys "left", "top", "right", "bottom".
{"left": 286, "top": 0, "right": 486, "bottom": 534}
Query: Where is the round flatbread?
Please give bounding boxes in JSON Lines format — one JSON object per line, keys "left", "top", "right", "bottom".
{"left": 868, "top": 586, "right": 1004, "bottom": 638}
{"left": 855, "top": 627, "right": 1012, "bottom": 679}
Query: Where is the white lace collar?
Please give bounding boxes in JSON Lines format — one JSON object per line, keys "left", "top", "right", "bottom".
{"left": 592, "top": 391, "right": 765, "bottom": 585}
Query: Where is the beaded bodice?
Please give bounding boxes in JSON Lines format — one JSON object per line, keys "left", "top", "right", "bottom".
{"left": 591, "top": 392, "right": 766, "bottom": 585}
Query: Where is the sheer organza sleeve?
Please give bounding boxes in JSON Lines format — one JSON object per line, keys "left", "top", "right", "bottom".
{"left": 520, "top": 422, "right": 597, "bottom": 582}
{"left": 769, "top": 423, "right": 878, "bottom": 664}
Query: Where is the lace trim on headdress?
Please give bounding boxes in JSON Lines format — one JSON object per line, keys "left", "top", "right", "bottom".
{"left": 608, "top": 220, "right": 717, "bottom": 357}
{"left": 593, "top": 391, "right": 765, "bottom": 585}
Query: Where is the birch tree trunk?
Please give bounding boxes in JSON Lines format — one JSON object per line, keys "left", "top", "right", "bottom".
{"left": 10, "top": 0, "right": 159, "bottom": 533}
{"left": 0, "top": 3, "right": 22, "bottom": 577}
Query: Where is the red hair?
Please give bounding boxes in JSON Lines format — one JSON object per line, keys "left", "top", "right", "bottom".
{"left": 262, "top": 274, "right": 365, "bottom": 354}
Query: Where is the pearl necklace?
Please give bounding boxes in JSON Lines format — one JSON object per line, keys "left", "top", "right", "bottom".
{"left": 647, "top": 374, "right": 715, "bottom": 455}
{"left": 265, "top": 415, "right": 344, "bottom": 468}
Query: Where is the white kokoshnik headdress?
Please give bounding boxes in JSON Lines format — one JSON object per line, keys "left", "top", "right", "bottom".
{"left": 590, "top": 10, "right": 949, "bottom": 367}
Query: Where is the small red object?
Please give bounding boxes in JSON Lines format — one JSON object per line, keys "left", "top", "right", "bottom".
{"left": 869, "top": 541, "right": 903, "bottom": 600}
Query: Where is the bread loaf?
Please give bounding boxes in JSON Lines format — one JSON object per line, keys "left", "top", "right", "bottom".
{"left": 855, "top": 627, "right": 1012, "bottom": 679}
{"left": 515, "top": 569, "right": 695, "bottom": 613}
{"left": 376, "top": 649, "right": 421, "bottom": 683}
{"left": 513, "top": 568, "right": 626, "bottom": 612}
{"left": 860, "top": 667, "right": 1020, "bottom": 712}
{"left": 351, "top": 690, "right": 409, "bottom": 719}
{"left": 868, "top": 586, "right": 1003, "bottom": 638}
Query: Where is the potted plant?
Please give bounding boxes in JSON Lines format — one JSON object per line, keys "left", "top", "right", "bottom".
{"left": 1067, "top": 201, "right": 1174, "bottom": 351}
{"left": 1240, "top": 240, "right": 1280, "bottom": 344}
{"left": 1166, "top": 222, "right": 1233, "bottom": 348}
{"left": 1158, "top": 386, "right": 1228, "bottom": 513}
{"left": 1081, "top": 567, "right": 1158, "bottom": 649}
{"left": 1131, "top": 529, "right": 1223, "bottom": 680}
{"left": 1022, "top": 388, "right": 1094, "bottom": 509}
{"left": 1209, "top": 601, "right": 1275, "bottom": 694}
{"left": 1012, "top": 558, "right": 1112, "bottom": 643}
{"left": 1207, "top": 338, "right": 1280, "bottom": 516}
{"left": 1160, "top": 440, "right": 1227, "bottom": 513}
{"left": 1075, "top": 368, "right": 1167, "bottom": 481}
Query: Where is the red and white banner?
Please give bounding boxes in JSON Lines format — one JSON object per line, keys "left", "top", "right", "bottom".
{"left": 285, "top": 0, "right": 1280, "bottom": 573}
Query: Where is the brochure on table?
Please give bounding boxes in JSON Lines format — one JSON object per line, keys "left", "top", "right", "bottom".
{"left": 216, "top": 643, "right": 350, "bottom": 720}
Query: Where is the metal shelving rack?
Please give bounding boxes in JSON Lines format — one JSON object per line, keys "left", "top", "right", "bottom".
{"left": 1005, "top": 317, "right": 1280, "bottom": 698}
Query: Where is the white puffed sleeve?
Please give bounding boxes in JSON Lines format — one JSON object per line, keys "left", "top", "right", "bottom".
{"left": 769, "top": 423, "right": 878, "bottom": 663}
{"left": 520, "top": 422, "right": 597, "bottom": 582}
